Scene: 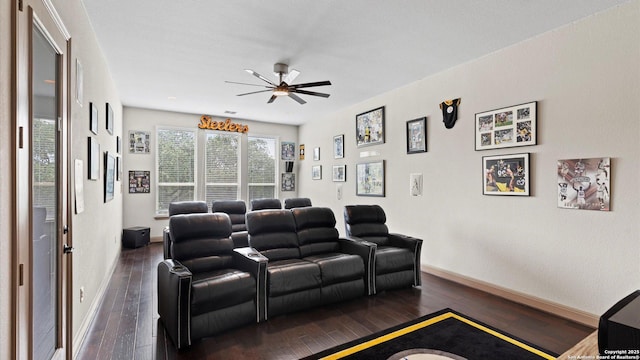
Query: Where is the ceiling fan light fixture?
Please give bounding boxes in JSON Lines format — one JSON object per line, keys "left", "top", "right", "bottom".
{"left": 273, "top": 87, "right": 289, "bottom": 96}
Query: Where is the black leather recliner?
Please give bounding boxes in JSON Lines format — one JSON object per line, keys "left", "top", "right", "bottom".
{"left": 162, "top": 201, "right": 209, "bottom": 259}
{"left": 250, "top": 198, "right": 282, "bottom": 211}
{"left": 284, "top": 197, "right": 312, "bottom": 209}
{"left": 211, "top": 200, "right": 248, "bottom": 248}
{"left": 246, "top": 208, "right": 371, "bottom": 319}
{"left": 157, "top": 213, "right": 266, "bottom": 349}
{"left": 344, "top": 205, "right": 422, "bottom": 294}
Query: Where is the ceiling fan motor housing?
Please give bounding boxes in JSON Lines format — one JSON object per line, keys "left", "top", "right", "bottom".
{"left": 274, "top": 63, "right": 289, "bottom": 76}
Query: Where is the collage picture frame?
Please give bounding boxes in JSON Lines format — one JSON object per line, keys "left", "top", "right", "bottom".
{"left": 475, "top": 101, "right": 536, "bottom": 151}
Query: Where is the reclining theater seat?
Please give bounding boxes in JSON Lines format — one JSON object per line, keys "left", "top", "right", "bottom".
{"left": 344, "top": 205, "right": 423, "bottom": 295}
{"left": 162, "top": 201, "right": 209, "bottom": 259}
{"left": 250, "top": 198, "right": 282, "bottom": 211}
{"left": 284, "top": 197, "right": 312, "bottom": 209}
{"left": 211, "top": 200, "right": 248, "bottom": 248}
{"left": 157, "top": 213, "right": 266, "bottom": 349}
{"left": 291, "top": 207, "right": 372, "bottom": 303}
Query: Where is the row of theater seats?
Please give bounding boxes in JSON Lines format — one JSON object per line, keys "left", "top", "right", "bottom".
{"left": 157, "top": 204, "right": 422, "bottom": 349}
{"left": 162, "top": 197, "right": 312, "bottom": 258}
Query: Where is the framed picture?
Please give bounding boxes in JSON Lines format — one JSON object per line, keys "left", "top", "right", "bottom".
{"left": 129, "top": 130, "right": 150, "bottom": 153}
{"left": 483, "top": 153, "right": 530, "bottom": 196}
{"left": 116, "top": 136, "right": 121, "bottom": 154}
{"left": 281, "top": 173, "right": 295, "bottom": 191}
{"left": 106, "top": 103, "right": 114, "bottom": 135}
{"left": 299, "top": 144, "right": 305, "bottom": 160}
{"left": 356, "top": 160, "right": 385, "bottom": 197}
{"left": 475, "top": 101, "right": 536, "bottom": 150}
{"left": 557, "top": 157, "right": 610, "bottom": 211}
{"left": 89, "top": 102, "right": 98, "bottom": 135}
{"left": 76, "top": 59, "right": 83, "bottom": 106}
{"left": 333, "top": 134, "right": 344, "bottom": 159}
{"left": 313, "top": 147, "right": 320, "bottom": 161}
{"left": 312, "top": 165, "right": 322, "bottom": 180}
{"left": 88, "top": 137, "right": 100, "bottom": 180}
{"left": 356, "top": 106, "right": 385, "bottom": 147}
{"left": 104, "top": 152, "right": 115, "bottom": 202}
{"left": 406, "top": 117, "right": 427, "bottom": 154}
{"left": 116, "top": 156, "right": 121, "bottom": 181}
{"left": 129, "top": 170, "right": 150, "bottom": 193}
{"left": 281, "top": 141, "right": 295, "bottom": 160}
{"left": 332, "top": 165, "right": 346, "bottom": 182}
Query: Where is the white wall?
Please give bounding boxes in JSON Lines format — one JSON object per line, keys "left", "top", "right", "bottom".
{"left": 123, "top": 107, "right": 299, "bottom": 238}
{"left": 1, "top": 0, "right": 13, "bottom": 357}
{"left": 51, "top": 0, "right": 124, "bottom": 351}
{"left": 298, "top": 1, "right": 640, "bottom": 317}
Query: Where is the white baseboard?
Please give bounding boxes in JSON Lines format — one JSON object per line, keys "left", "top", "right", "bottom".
{"left": 72, "top": 251, "right": 120, "bottom": 359}
{"left": 422, "top": 264, "right": 598, "bottom": 328}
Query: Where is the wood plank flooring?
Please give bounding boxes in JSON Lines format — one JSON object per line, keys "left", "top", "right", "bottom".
{"left": 76, "top": 242, "right": 593, "bottom": 359}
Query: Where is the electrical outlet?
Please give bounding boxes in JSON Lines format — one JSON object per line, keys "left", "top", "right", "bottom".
{"left": 80, "top": 286, "right": 85, "bottom": 303}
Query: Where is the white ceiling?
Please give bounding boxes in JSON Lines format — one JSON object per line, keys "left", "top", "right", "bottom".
{"left": 81, "top": 0, "right": 630, "bottom": 126}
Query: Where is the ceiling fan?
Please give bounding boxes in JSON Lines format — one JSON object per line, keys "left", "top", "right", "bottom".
{"left": 226, "top": 63, "right": 331, "bottom": 104}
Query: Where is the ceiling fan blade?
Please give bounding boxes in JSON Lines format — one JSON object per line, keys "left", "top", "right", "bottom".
{"left": 245, "top": 69, "right": 277, "bottom": 86}
{"left": 291, "top": 89, "right": 330, "bottom": 98}
{"left": 225, "top": 80, "right": 272, "bottom": 88}
{"left": 236, "top": 89, "right": 273, "bottom": 96}
{"left": 290, "top": 80, "right": 331, "bottom": 89}
{"left": 288, "top": 93, "right": 307, "bottom": 105}
{"left": 283, "top": 69, "right": 300, "bottom": 85}
{"left": 267, "top": 95, "right": 277, "bottom": 104}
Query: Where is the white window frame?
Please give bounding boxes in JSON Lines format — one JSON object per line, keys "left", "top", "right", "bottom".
{"left": 155, "top": 126, "right": 197, "bottom": 215}
{"left": 247, "top": 134, "right": 279, "bottom": 203}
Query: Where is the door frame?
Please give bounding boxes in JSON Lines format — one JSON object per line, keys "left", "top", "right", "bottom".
{"left": 12, "top": 0, "right": 73, "bottom": 358}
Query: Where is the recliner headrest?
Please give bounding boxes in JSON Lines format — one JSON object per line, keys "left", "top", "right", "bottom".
{"left": 344, "top": 205, "right": 386, "bottom": 225}
{"left": 168, "top": 201, "right": 208, "bottom": 216}
{"left": 169, "top": 213, "right": 232, "bottom": 242}
{"left": 211, "top": 200, "right": 246, "bottom": 215}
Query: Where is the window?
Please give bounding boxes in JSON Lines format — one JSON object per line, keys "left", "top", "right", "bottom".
{"left": 204, "top": 132, "right": 240, "bottom": 204}
{"left": 248, "top": 136, "right": 277, "bottom": 202}
{"left": 156, "top": 128, "right": 196, "bottom": 214}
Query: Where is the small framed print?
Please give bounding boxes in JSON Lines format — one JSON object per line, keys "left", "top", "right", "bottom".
{"left": 312, "top": 165, "right": 322, "bottom": 180}
{"left": 356, "top": 160, "right": 385, "bottom": 197}
{"left": 281, "top": 141, "right": 295, "bottom": 160}
{"left": 333, "top": 134, "right": 344, "bottom": 159}
{"left": 88, "top": 137, "right": 100, "bottom": 180}
{"left": 356, "top": 106, "right": 385, "bottom": 147}
{"left": 332, "top": 165, "right": 346, "bottom": 182}
{"left": 129, "top": 130, "right": 150, "bottom": 153}
{"left": 475, "top": 101, "right": 536, "bottom": 150}
{"left": 104, "top": 152, "right": 115, "bottom": 203}
{"left": 106, "top": 103, "right": 114, "bottom": 135}
{"left": 281, "top": 173, "right": 295, "bottom": 191}
{"left": 483, "top": 153, "right": 530, "bottom": 196}
{"left": 89, "top": 102, "right": 98, "bottom": 135}
{"left": 557, "top": 157, "right": 610, "bottom": 211}
{"left": 129, "top": 170, "right": 150, "bottom": 193}
{"left": 406, "top": 117, "right": 427, "bottom": 154}
{"left": 313, "top": 147, "right": 320, "bottom": 161}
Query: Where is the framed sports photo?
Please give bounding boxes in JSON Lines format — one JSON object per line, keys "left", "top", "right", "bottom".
{"left": 406, "top": 117, "right": 427, "bottom": 154}
{"left": 312, "top": 165, "right": 322, "bottom": 180}
{"left": 557, "top": 157, "right": 610, "bottom": 211}
{"left": 356, "top": 106, "right": 385, "bottom": 147}
{"left": 281, "top": 173, "right": 295, "bottom": 191}
{"left": 483, "top": 153, "right": 530, "bottom": 196}
{"left": 333, "top": 134, "right": 344, "bottom": 159}
{"left": 332, "top": 165, "right": 346, "bottom": 182}
{"left": 475, "top": 101, "right": 536, "bottom": 150}
{"left": 356, "top": 160, "right": 385, "bottom": 197}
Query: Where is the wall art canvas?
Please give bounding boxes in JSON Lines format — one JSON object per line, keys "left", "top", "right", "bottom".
{"left": 356, "top": 160, "right": 385, "bottom": 197}
{"left": 475, "top": 101, "right": 536, "bottom": 150}
{"left": 104, "top": 152, "right": 115, "bottom": 202}
{"left": 281, "top": 173, "right": 295, "bottom": 191}
{"left": 356, "top": 106, "right": 385, "bottom": 147}
{"left": 483, "top": 153, "right": 529, "bottom": 196}
{"left": 129, "top": 170, "right": 150, "bottom": 193}
{"left": 281, "top": 141, "right": 295, "bottom": 160}
{"left": 557, "top": 157, "right": 610, "bottom": 211}
{"left": 129, "top": 130, "right": 150, "bottom": 153}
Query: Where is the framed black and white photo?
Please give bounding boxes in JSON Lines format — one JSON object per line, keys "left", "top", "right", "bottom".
{"left": 406, "top": 117, "right": 427, "bottom": 154}
{"left": 312, "top": 165, "right": 322, "bottom": 180}
{"left": 129, "top": 130, "right": 150, "bottom": 153}
{"left": 89, "top": 102, "right": 98, "bottom": 135}
{"left": 104, "top": 152, "right": 115, "bottom": 202}
{"left": 333, "top": 134, "right": 344, "bottom": 159}
{"left": 356, "top": 160, "right": 385, "bottom": 196}
{"left": 313, "top": 147, "right": 320, "bottom": 161}
{"left": 106, "top": 103, "right": 114, "bottom": 135}
{"left": 356, "top": 106, "right": 385, "bottom": 147}
{"left": 88, "top": 137, "right": 100, "bottom": 180}
{"left": 332, "top": 165, "right": 346, "bottom": 182}
{"left": 475, "top": 101, "right": 536, "bottom": 150}
{"left": 281, "top": 173, "right": 295, "bottom": 191}
{"left": 483, "top": 153, "right": 530, "bottom": 196}
{"left": 281, "top": 141, "right": 295, "bottom": 160}
{"left": 116, "top": 136, "right": 121, "bottom": 154}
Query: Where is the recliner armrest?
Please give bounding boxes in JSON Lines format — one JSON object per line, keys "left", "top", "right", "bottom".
{"left": 338, "top": 238, "right": 376, "bottom": 295}
{"left": 157, "top": 259, "right": 192, "bottom": 349}
{"left": 388, "top": 233, "right": 423, "bottom": 286}
{"left": 162, "top": 226, "right": 171, "bottom": 259}
{"left": 233, "top": 247, "right": 268, "bottom": 322}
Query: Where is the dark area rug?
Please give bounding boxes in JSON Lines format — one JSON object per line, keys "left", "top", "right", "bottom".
{"left": 304, "top": 309, "right": 558, "bottom": 360}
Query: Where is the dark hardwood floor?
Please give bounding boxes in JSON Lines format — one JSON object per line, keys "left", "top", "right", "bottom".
{"left": 76, "top": 242, "right": 593, "bottom": 359}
